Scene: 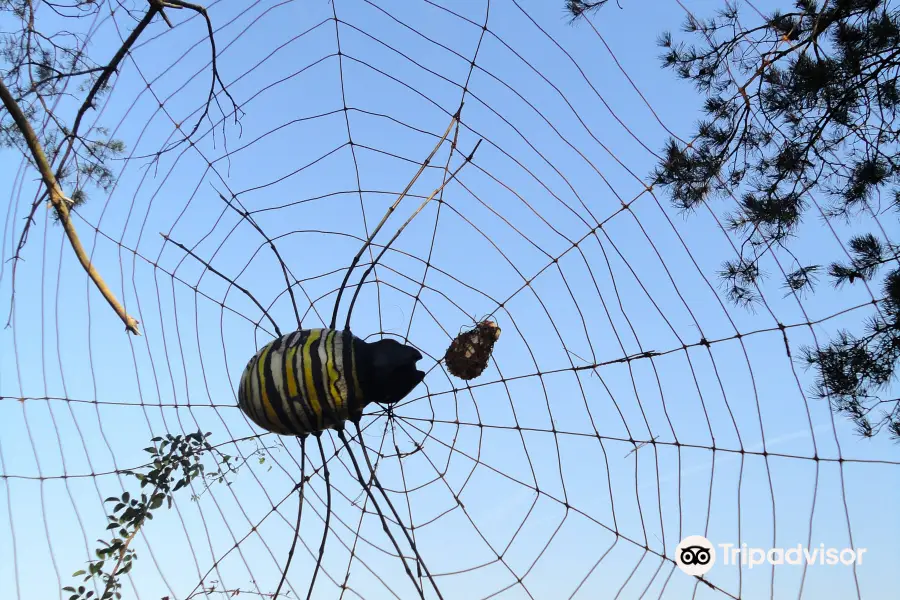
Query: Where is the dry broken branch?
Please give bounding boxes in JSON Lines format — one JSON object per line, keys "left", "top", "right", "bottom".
{"left": 2, "top": 0, "right": 239, "bottom": 336}
{"left": 0, "top": 77, "right": 141, "bottom": 335}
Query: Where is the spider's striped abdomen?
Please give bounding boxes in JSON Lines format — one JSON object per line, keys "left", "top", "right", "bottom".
{"left": 238, "top": 328, "right": 364, "bottom": 436}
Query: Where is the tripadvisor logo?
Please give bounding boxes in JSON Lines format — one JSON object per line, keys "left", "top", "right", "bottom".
{"left": 675, "top": 536, "right": 868, "bottom": 576}
{"left": 675, "top": 535, "right": 716, "bottom": 576}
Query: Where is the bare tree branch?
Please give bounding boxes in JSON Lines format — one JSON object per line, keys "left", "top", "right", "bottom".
{"left": 0, "top": 76, "right": 141, "bottom": 335}
{"left": 52, "top": 2, "right": 162, "bottom": 183}
{"left": 2, "top": 0, "right": 240, "bottom": 335}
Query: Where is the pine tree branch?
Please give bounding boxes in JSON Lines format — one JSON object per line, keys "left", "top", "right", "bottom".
{"left": 0, "top": 77, "right": 141, "bottom": 335}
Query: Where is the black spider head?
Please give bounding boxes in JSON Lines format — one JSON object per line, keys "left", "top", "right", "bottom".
{"left": 358, "top": 337, "right": 425, "bottom": 405}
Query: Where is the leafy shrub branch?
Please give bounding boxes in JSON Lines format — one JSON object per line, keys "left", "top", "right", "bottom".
{"left": 64, "top": 432, "right": 227, "bottom": 600}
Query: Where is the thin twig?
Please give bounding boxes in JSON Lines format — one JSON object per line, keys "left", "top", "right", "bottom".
{"left": 157, "top": 0, "right": 241, "bottom": 140}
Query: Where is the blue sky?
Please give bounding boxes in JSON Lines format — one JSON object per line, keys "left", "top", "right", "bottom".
{"left": 1, "top": 0, "right": 897, "bottom": 598}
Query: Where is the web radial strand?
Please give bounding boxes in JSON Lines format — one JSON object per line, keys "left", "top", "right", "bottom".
{"left": 1, "top": 0, "right": 898, "bottom": 599}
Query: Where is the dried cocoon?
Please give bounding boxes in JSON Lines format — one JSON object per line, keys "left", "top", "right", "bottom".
{"left": 444, "top": 320, "right": 501, "bottom": 380}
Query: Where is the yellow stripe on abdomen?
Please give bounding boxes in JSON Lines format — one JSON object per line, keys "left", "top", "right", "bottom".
{"left": 303, "top": 329, "right": 323, "bottom": 430}
{"left": 325, "top": 330, "right": 344, "bottom": 420}
{"left": 257, "top": 344, "right": 281, "bottom": 428}
{"left": 285, "top": 344, "right": 299, "bottom": 398}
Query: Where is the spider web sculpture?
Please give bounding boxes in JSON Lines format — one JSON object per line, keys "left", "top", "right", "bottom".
{"left": 1, "top": 1, "right": 896, "bottom": 599}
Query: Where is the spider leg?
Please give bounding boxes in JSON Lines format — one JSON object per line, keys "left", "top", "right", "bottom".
{"left": 160, "top": 233, "right": 282, "bottom": 337}
{"left": 337, "top": 426, "right": 426, "bottom": 599}
{"left": 352, "top": 421, "right": 444, "bottom": 600}
{"left": 306, "top": 432, "right": 331, "bottom": 600}
{"left": 342, "top": 138, "right": 482, "bottom": 331}
{"left": 330, "top": 112, "right": 459, "bottom": 330}
{"left": 274, "top": 435, "right": 307, "bottom": 598}
{"left": 213, "top": 190, "right": 302, "bottom": 330}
